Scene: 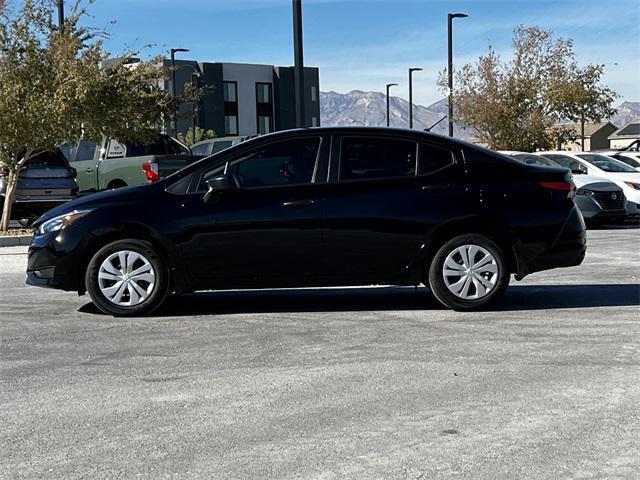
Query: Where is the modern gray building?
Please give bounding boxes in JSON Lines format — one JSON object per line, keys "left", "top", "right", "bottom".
{"left": 165, "top": 60, "right": 320, "bottom": 137}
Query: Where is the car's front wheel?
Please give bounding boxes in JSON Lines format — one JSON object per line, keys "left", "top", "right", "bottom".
{"left": 428, "top": 234, "right": 510, "bottom": 311}
{"left": 85, "top": 239, "right": 168, "bottom": 316}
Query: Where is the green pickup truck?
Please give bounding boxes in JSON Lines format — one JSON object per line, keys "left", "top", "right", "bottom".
{"left": 61, "top": 134, "right": 200, "bottom": 192}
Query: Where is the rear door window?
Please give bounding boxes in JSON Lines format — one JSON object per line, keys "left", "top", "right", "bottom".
{"left": 418, "top": 143, "right": 455, "bottom": 174}
{"left": 339, "top": 137, "right": 416, "bottom": 181}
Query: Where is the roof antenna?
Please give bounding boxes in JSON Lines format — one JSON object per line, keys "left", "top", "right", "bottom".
{"left": 425, "top": 116, "right": 447, "bottom": 132}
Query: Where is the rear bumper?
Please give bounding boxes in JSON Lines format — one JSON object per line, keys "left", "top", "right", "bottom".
{"left": 516, "top": 205, "right": 586, "bottom": 279}
{"left": 7, "top": 196, "right": 75, "bottom": 219}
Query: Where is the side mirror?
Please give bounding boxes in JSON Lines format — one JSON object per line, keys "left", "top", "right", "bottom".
{"left": 203, "top": 174, "right": 234, "bottom": 203}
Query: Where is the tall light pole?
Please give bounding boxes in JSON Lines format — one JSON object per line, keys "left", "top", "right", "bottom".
{"left": 448, "top": 12, "right": 468, "bottom": 137}
{"left": 191, "top": 71, "right": 202, "bottom": 138}
{"left": 170, "top": 48, "right": 190, "bottom": 137}
{"left": 408, "top": 67, "right": 422, "bottom": 129}
{"left": 292, "top": 0, "right": 306, "bottom": 128}
{"left": 385, "top": 83, "right": 398, "bottom": 127}
{"left": 55, "top": 0, "right": 64, "bottom": 28}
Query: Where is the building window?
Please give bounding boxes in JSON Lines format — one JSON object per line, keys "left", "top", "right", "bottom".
{"left": 224, "top": 82, "right": 237, "bottom": 102}
{"left": 256, "top": 82, "right": 273, "bottom": 135}
{"left": 225, "top": 116, "right": 238, "bottom": 135}
{"left": 311, "top": 86, "right": 317, "bottom": 102}
{"left": 311, "top": 117, "right": 318, "bottom": 127}
{"left": 224, "top": 81, "right": 239, "bottom": 135}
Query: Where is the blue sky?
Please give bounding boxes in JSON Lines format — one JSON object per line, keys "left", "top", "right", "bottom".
{"left": 87, "top": 0, "right": 639, "bottom": 106}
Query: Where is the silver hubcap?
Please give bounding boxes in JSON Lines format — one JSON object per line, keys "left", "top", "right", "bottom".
{"left": 98, "top": 250, "right": 156, "bottom": 307}
{"left": 442, "top": 244, "right": 499, "bottom": 300}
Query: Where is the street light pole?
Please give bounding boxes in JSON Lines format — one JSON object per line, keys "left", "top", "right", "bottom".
{"left": 385, "top": 83, "right": 398, "bottom": 127}
{"left": 191, "top": 71, "right": 202, "bottom": 139}
{"left": 55, "top": 0, "right": 64, "bottom": 28}
{"left": 408, "top": 68, "right": 422, "bottom": 129}
{"left": 448, "top": 12, "right": 468, "bottom": 137}
{"left": 170, "top": 48, "right": 190, "bottom": 137}
{"left": 292, "top": 0, "right": 306, "bottom": 128}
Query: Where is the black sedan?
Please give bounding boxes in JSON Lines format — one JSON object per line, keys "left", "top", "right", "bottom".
{"left": 26, "top": 127, "right": 586, "bottom": 315}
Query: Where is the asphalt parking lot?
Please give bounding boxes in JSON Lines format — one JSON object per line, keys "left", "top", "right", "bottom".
{"left": 1, "top": 227, "right": 639, "bottom": 480}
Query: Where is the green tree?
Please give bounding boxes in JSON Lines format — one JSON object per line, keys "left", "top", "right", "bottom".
{"left": 0, "top": 0, "right": 173, "bottom": 231}
{"left": 441, "top": 26, "right": 617, "bottom": 151}
{"left": 548, "top": 64, "right": 618, "bottom": 151}
{"left": 177, "top": 127, "right": 216, "bottom": 147}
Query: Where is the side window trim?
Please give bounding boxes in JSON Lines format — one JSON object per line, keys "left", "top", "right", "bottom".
{"left": 193, "top": 135, "right": 325, "bottom": 193}
{"left": 335, "top": 134, "right": 419, "bottom": 184}
{"left": 417, "top": 141, "right": 457, "bottom": 177}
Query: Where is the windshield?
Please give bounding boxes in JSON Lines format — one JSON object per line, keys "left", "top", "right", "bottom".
{"left": 613, "top": 154, "right": 640, "bottom": 168}
{"left": 577, "top": 153, "right": 638, "bottom": 173}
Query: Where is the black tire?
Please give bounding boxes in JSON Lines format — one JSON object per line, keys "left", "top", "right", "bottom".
{"left": 428, "top": 233, "right": 510, "bottom": 311}
{"left": 85, "top": 239, "right": 169, "bottom": 316}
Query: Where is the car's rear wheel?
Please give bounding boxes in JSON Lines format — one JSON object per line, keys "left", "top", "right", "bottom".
{"left": 428, "top": 234, "right": 509, "bottom": 311}
{"left": 85, "top": 239, "right": 168, "bottom": 316}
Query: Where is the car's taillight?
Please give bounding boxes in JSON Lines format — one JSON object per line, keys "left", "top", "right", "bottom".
{"left": 142, "top": 162, "right": 159, "bottom": 182}
{"left": 539, "top": 177, "right": 576, "bottom": 199}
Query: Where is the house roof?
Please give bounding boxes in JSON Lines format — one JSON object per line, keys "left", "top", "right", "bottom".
{"left": 555, "top": 122, "right": 618, "bottom": 138}
{"left": 608, "top": 119, "right": 640, "bottom": 139}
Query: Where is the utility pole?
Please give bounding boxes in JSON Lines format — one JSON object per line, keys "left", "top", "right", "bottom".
{"left": 292, "top": 0, "right": 306, "bottom": 128}
{"left": 56, "top": 0, "right": 64, "bottom": 28}
{"left": 408, "top": 68, "right": 422, "bottom": 129}
{"left": 448, "top": 12, "right": 468, "bottom": 137}
{"left": 385, "top": 83, "right": 398, "bottom": 127}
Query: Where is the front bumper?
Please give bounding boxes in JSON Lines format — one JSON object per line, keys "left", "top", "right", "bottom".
{"left": 26, "top": 230, "right": 84, "bottom": 292}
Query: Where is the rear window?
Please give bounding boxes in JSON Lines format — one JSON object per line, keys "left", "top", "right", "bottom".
{"left": 191, "top": 143, "right": 211, "bottom": 156}
{"left": 25, "top": 150, "right": 69, "bottom": 168}
{"left": 339, "top": 137, "right": 416, "bottom": 181}
{"left": 211, "top": 141, "right": 234, "bottom": 154}
{"left": 512, "top": 154, "right": 560, "bottom": 168}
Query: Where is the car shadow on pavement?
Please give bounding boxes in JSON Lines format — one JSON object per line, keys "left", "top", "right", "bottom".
{"left": 79, "top": 283, "right": 639, "bottom": 316}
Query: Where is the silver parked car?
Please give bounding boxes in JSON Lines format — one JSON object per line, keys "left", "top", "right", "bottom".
{"left": 504, "top": 152, "right": 627, "bottom": 225}
{"left": 190, "top": 136, "right": 254, "bottom": 157}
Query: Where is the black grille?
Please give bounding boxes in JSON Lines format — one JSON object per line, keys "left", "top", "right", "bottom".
{"left": 593, "top": 190, "right": 625, "bottom": 210}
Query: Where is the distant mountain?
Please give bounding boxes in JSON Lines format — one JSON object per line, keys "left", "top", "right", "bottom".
{"left": 319, "top": 90, "right": 473, "bottom": 138}
{"left": 610, "top": 101, "right": 640, "bottom": 128}
{"left": 320, "top": 90, "right": 640, "bottom": 137}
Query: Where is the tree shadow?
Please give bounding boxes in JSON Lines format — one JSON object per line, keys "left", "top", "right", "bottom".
{"left": 79, "top": 284, "right": 639, "bottom": 317}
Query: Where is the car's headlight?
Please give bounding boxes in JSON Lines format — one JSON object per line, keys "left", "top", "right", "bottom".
{"left": 37, "top": 210, "right": 92, "bottom": 235}
{"left": 624, "top": 181, "right": 640, "bottom": 190}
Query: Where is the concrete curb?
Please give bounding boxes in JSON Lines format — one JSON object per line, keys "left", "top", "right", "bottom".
{"left": 0, "top": 235, "right": 33, "bottom": 247}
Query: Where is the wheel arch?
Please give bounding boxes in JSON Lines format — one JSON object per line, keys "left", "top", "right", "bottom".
{"left": 106, "top": 179, "right": 128, "bottom": 190}
{"left": 421, "top": 216, "right": 521, "bottom": 279}
{"left": 77, "top": 222, "right": 187, "bottom": 295}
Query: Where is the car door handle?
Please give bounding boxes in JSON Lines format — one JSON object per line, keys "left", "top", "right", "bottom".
{"left": 421, "top": 183, "right": 451, "bottom": 191}
{"left": 85, "top": 167, "right": 94, "bottom": 173}
{"left": 283, "top": 199, "right": 316, "bottom": 208}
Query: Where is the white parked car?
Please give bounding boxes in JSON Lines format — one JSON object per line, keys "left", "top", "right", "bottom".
{"left": 500, "top": 152, "right": 627, "bottom": 224}
{"left": 538, "top": 151, "right": 640, "bottom": 218}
